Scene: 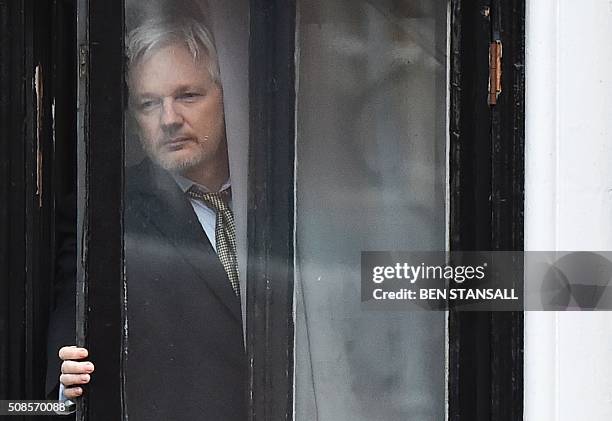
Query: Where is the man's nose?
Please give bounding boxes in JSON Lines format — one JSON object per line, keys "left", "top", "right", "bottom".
{"left": 160, "top": 98, "right": 183, "bottom": 130}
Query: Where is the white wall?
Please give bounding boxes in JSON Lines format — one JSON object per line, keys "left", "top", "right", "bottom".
{"left": 525, "top": 0, "right": 612, "bottom": 420}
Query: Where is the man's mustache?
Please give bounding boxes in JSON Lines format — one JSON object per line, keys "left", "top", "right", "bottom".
{"left": 158, "top": 135, "right": 208, "bottom": 145}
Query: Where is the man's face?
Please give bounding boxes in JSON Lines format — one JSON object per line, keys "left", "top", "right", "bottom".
{"left": 129, "top": 43, "right": 226, "bottom": 174}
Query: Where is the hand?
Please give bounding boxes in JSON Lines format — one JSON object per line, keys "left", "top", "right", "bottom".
{"left": 58, "top": 346, "right": 95, "bottom": 399}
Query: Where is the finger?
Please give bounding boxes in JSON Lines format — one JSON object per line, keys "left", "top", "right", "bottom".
{"left": 61, "top": 361, "right": 95, "bottom": 374}
{"left": 63, "top": 387, "right": 83, "bottom": 399}
{"left": 60, "top": 373, "right": 91, "bottom": 387}
{"left": 59, "top": 346, "right": 88, "bottom": 361}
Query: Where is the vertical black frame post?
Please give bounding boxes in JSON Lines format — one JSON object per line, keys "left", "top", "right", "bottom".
{"left": 27, "top": 0, "right": 57, "bottom": 403}
{"left": 247, "top": 0, "right": 296, "bottom": 420}
{"left": 448, "top": 0, "right": 525, "bottom": 420}
{"left": 0, "top": 0, "right": 58, "bottom": 409}
{"left": 0, "top": 0, "right": 33, "bottom": 406}
{"left": 75, "top": 0, "right": 125, "bottom": 419}
{"left": 488, "top": 1, "right": 525, "bottom": 419}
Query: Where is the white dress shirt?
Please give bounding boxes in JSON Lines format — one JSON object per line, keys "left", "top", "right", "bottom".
{"left": 172, "top": 174, "right": 232, "bottom": 252}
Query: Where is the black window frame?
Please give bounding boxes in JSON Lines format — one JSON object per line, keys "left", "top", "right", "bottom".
{"left": 0, "top": 0, "right": 72, "bottom": 408}
{"left": 246, "top": 1, "right": 296, "bottom": 419}
{"left": 449, "top": 1, "right": 525, "bottom": 420}
{"left": 0, "top": 0, "right": 525, "bottom": 420}
{"left": 74, "top": 0, "right": 125, "bottom": 419}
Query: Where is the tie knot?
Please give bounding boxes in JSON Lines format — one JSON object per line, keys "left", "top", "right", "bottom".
{"left": 187, "top": 186, "right": 231, "bottom": 212}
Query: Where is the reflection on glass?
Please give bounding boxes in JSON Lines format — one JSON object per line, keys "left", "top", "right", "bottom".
{"left": 123, "top": 1, "right": 248, "bottom": 419}
{"left": 295, "top": 1, "right": 448, "bottom": 420}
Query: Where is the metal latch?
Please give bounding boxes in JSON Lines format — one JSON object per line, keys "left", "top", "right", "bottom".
{"left": 488, "top": 40, "right": 502, "bottom": 105}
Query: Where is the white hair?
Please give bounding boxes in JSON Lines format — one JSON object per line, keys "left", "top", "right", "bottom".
{"left": 126, "top": 17, "right": 220, "bottom": 83}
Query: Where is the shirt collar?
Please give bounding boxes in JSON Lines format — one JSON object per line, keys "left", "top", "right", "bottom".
{"left": 171, "top": 173, "right": 231, "bottom": 194}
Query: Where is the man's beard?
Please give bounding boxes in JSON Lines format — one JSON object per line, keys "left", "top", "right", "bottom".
{"left": 143, "top": 140, "right": 206, "bottom": 173}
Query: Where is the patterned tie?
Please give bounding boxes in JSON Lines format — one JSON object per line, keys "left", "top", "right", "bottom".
{"left": 187, "top": 186, "right": 240, "bottom": 297}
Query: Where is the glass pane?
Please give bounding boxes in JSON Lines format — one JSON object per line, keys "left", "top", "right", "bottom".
{"left": 123, "top": 1, "right": 249, "bottom": 419}
{"left": 295, "top": 1, "right": 448, "bottom": 420}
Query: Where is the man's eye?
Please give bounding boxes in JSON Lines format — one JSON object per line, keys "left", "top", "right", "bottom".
{"left": 138, "top": 100, "right": 158, "bottom": 111}
{"left": 178, "top": 93, "right": 202, "bottom": 102}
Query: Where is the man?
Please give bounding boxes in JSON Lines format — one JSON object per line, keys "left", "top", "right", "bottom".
{"left": 49, "top": 17, "right": 246, "bottom": 420}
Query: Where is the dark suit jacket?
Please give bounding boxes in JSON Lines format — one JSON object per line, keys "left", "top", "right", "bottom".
{"left": 47, "top": 159, "right": 247, "bottom": 420}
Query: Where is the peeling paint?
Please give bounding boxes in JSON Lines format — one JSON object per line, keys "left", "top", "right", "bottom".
{"left": 34, "top": 64, "right": 43, "bottom": 208}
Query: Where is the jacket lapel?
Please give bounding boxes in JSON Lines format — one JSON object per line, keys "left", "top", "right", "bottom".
{"left": 127, "top": 160, "right": 242, "bottom": 323}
